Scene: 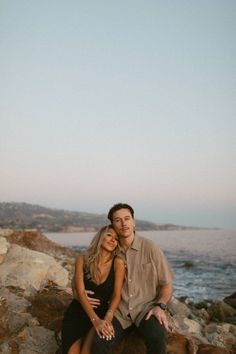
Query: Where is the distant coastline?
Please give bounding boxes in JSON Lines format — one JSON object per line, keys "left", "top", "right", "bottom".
{"left": 0, "top": 202, "right": 220, "bottom": 233}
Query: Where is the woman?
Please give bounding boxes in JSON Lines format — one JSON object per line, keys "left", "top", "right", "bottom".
{"left": 61, "top": 225, "right": 125, "bottom": 354}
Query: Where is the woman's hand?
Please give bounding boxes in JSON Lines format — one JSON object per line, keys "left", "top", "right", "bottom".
{"left": 93, "top": 318, "right": 115, "bottom": 340}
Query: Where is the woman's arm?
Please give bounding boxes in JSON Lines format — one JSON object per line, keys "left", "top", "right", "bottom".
{"left": 75, "top": 256, "right": 99, "bottom": 321}
{"left": 104, "top": 256, "right": 125, "bottom": 323}
{"left": 74, "top": 256, "right": 110, "bottom": 337}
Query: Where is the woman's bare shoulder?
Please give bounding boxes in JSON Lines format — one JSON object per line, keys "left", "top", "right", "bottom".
{"left": 114, "top": 255, "right": 125, "bottom": 267}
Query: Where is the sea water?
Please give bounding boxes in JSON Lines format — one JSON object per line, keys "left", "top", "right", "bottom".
{"left": 46, "top": 229, "right": 236, "bottom": 303}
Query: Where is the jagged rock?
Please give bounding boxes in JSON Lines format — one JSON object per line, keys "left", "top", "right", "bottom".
{"left": 168, "top": 297, "right": 192, "bottom": 317}
{"left": 4, "top": 229, "right": 76, "bottom": 258}
{"left": 27, "top": 286, "right": 73, "bottom": 332}
{"left": 207, "top": 301, "right": 236, "bottom": 324}
{"left": 224, "top": 292, "right": 236, "bottom": 310}
{"left": 204, "top": 323, "right": 236, "bottom": 352}
{"left": 0, "top": 288, "right": 33, "bottom": 340}
{"left": 0, "top": 244, "right": 69, "bottom": 293}
{"left": 183, "top": 318, "right": 203, "bottom": 336}
{"left": 16, "top": 326, "right": 58, "bottom": 354}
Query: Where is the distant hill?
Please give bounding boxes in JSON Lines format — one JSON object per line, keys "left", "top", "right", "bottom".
{"left": 0, "top": 202, "right": 203, "bottom": 232}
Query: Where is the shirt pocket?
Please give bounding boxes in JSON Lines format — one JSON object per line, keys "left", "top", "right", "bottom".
{"left": 136, "top": 262, "right": 157, "bottom": 285}
{"left": 136, "top": 262, "right": 153, "bottom": 275}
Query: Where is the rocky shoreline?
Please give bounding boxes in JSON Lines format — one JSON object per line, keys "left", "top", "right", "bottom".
{"left": 0, "top": 229, "right": 235, "bottom": 354}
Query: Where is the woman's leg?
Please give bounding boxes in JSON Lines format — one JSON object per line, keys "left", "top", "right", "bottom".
{"left": 68, "top": 339, "right": 82, "bottom": 354}
{"left": 80, "top": 327, "right": 96, "bottom": 354}
{"left": 61, "top": 300, "right": 92, "bottom": 354}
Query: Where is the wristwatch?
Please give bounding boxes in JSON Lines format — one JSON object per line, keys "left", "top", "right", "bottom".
{"left": 155, "top": 302, "right": 167, "bottom": 311}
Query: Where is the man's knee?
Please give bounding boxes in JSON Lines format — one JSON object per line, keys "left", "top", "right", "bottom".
{"left": 138, "top": 317, "right": 167, "bottom": 348}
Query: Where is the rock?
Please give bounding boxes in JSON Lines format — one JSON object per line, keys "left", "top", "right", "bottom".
{"left": 168, "top": 297, "right": 192, "bottom": 317}
{"left": 207, "top": 301, "right": 236, "bottom": 325}
{"left": 180, "top": 261, "right": 195, "bottom": 269}
{"left": 17, "top": 326, "right": 58, "bottom": 354}
{"left": 0, "top": 244, "right": 69, "bottom": 293}
{"left": 0, "top": 237, "right": 10, "bottom": 264}
{"left": 167, "top": 332, "right": 196, "bottom": 354}
{"left": 204, "top": 323, "right": 236, "bottom": 352}
{"left": 4, "top": 229, "right": 76, "bottom": 258}
{"left": 224, "top": 292, "right": 236, "bottom": 310}
{"left": 197, "top": 343, "right": 232, "bottom": 353}
{"left": 28, "top": 286, "right": 73, "bottom": 332}
{"left": 183, "top": 318, "right": 203, "bottom": 336}
{"left": 0, "top": 287, "right": 32, "bottom": 340}
{"left": 194, "top": 300, "right": 214, "bottom": 310}
{"left": 0, "top": 228, "right": 14, "bottom": 237}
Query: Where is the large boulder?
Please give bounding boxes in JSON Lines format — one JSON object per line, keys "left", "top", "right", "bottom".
{"left": 28, "top": 286, "right": 73, "bottom": 333}
{"left": 4, "top": 229, "right": 76, "bottom": 258}
{"left": 207, "top": 301, "right": 236, "bottom": 325}
{"left": 0, "top": 244, "right": 69, "bottom": 293}
{"left": 17, "top": 326, "right": 58, "bottom": 354}
{"left": 204, "top": 323, "right": 236, "bottom": 353}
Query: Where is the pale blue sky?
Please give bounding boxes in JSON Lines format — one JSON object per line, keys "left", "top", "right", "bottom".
{"left": 1, "top": 1, "right": 236, "bottom": 228}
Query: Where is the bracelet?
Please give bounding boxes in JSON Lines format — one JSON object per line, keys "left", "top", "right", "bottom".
{"left": 90, "top": 317, "right": 98, "bottom": 323}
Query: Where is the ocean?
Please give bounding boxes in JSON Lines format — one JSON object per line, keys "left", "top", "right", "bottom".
{"left": 46, "top": 229, "right": 236, "bottom": 304}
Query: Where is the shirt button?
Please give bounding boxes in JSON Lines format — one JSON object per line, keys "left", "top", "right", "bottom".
{"left": 129, "top": 307, "right": 132, "bottom": 310}
{"left": 130, "top": 294, "right": 133, "bottom": 297}
{"left": 128, "top": 278, "right": 132, "bottom": 282}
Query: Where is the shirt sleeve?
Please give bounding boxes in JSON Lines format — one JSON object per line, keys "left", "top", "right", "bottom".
{"left": 153, "top": 246, "right": 175, "bottom": 285}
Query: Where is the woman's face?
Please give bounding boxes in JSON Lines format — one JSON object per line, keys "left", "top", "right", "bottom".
{"left": 101, "top": 228, "right": 118, "bottom": 252}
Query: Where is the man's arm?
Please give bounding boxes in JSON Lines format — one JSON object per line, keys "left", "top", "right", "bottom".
{"left": 154, "top": 282, "right": 173, "bottom": 305}
{"left": 84, "top": 290, "right": 101, "bottom": 308}
{"left": 145, "top": 283, "right": 173, "bottom": 331}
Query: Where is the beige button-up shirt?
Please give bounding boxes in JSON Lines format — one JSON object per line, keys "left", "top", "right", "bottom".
{"left": 115, "top": 234, "right": 175, "bottom": 329}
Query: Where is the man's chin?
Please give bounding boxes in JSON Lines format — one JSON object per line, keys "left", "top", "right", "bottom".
{"left": 119, "top": 232, "right": 132, "bottom": 238}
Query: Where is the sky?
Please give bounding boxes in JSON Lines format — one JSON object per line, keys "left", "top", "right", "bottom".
{"left": 0, "top": 1, "right": 236, "bottom": 229}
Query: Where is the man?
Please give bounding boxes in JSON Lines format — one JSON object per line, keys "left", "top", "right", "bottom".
{"left": 90, "top": 203, "right": 175, "bottom": 354}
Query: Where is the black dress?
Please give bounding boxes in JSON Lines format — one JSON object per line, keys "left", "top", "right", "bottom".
{"left": 61, "top": 260, "right": 115, "bottom": 354}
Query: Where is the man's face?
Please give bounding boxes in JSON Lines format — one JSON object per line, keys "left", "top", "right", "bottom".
{"left": 111, "top": 208, "right": 135, "bottom": 239}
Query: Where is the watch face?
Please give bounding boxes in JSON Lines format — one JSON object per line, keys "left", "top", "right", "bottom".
{"left": 157, "top": 303, "right": 167, "bottom": 310}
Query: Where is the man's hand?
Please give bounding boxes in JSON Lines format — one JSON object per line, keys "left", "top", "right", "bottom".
{"left": 85, "top": 290, "right": 101, "bottom": 308}
{"left": 145, "top": 306, "right": 169, "bottom": 331}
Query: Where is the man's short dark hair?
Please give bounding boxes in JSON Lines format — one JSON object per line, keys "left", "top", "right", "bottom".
{"left": 107, "top": 203, "right": 134, "bottom": 221}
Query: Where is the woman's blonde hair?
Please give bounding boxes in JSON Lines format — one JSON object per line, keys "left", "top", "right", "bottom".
{"left": 83, "top": 225, "right": 117, "bottom": 282}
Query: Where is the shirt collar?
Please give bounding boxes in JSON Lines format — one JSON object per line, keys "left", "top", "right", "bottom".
{"left": 130, "top": 233, "right": 141, "bottom": 251}
{"left": 118, "top": 233, "right": 141, "bottom": 255}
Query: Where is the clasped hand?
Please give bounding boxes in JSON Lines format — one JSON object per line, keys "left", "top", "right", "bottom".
{"left": 94, "top": 318, "right": 115, "bottom": 340}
